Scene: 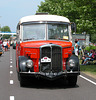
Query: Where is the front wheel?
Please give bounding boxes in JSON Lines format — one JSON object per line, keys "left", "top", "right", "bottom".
{"left": 17, "top": 72, "right": 20, "bottom": 81}
{"left": 19, "top": 75, "right": 26, "bottom": 87}
{"left": 67, "top": 76, "right": 77, "bottom": 87}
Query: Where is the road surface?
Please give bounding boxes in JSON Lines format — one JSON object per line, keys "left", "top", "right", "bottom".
{"left": 0, "top": 47, "right": 96, "bottom": 100}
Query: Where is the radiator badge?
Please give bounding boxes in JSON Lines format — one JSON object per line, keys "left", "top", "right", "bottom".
{"left": 41, "top": 57, "right": 51, "bottom": 63}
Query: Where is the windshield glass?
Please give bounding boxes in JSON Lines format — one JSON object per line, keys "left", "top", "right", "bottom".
{"left": 23, "top": 24, "right": 45, "bottom": 41}
{"left": 48, "top": 23, "right": 69, "bottom": 40}
{"left": 22, "top": 23, "right": 69, "bottom": 41}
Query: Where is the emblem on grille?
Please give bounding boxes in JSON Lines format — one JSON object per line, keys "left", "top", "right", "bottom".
{"left": 41, "top": 57, "right": 51, "bottom": 63}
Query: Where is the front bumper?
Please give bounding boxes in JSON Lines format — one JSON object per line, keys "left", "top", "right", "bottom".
{"left": 20, "top": 71, "right": 80, "bottom": 80}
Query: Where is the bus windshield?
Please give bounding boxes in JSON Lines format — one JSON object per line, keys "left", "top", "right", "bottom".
{"left": 48, "top": 23, "right": 69, "bottom": 40}
{"left": 23, "top": 23, "right": 69, "bottom": 41}
{"left": 23, "top": 24, "right": 45, "bottom": 41}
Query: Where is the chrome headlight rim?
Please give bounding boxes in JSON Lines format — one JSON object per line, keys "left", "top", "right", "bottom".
{"left": 68, "top": 59, "right": 76, "bottom": 67}
{"left": 26, "top": 59, "right": 33, "bottom": 68}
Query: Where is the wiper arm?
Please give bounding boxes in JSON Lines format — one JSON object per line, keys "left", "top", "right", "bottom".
{"left": 23, "top": 38, "right": 35, "bottom": 41}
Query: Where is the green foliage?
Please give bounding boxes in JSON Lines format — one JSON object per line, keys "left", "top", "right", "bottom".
{"left": 1, "top": 26, "right": 11, "bottom": 32}
{"left": 85, "top": 46, "right": 96, "bottom": 52}
{"left": 1, "top": 26, "right": 11, "bottom": 39}
{"left": 91, "top": 34, "right": 96, "bottom": 43}
{"left": 80, "top": 65, "right": 96, "bottom": 74}
{"left": 37, "top": 0, "right": 96, "bottom": 42}
{"left": 2, "top": 35, "right": 11, "bottom": 39}
{"left": 0, "top": 26, "right": 1, "bottom": 31}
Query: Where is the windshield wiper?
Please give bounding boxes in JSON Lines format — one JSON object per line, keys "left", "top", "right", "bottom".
{"left": 23, "top": 38, "right": 35, "bottom": 41}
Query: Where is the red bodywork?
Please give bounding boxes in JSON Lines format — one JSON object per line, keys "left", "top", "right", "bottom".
{"left": 16, "top": 40, "right": 72, "bottom": 72}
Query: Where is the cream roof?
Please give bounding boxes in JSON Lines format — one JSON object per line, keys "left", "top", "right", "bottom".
{"left": 19, "top": 15, "right": 70, "bottom": 24}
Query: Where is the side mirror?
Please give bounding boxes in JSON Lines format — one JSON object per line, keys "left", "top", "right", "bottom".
{"left": 71, "top": 22, "right": 76, "bottom": 33}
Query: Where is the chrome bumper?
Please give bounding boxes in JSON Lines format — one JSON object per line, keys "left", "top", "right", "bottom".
{"left": 20, "top": 71, "right": 80, "bottom": 80}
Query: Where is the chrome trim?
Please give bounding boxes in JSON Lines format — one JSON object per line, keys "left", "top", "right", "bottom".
{"left": 40, "top": 44, "right": 62, "bottom": 73}
{"left": 20, "top": 71, "right": 80, "bottom": 75}
{"left": 21, "top": 21, "right": 70, "bottom": 25}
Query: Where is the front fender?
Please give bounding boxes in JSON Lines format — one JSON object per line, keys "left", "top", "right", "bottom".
{"left": 18, "top": 56, "right": 29, "bottom": 72}
{"left": 66, "top": 55, "right": 80, "bottom": 72}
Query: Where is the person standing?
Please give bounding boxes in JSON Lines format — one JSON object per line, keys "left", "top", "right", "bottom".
{"left": 74, "top": 39, "right": 78, "bottom": 56}
{"left": 3, "top": 40, "right": 8, "bottom": 51}
{"left": 77, "top": 39, "right": 80, "bottom": 54}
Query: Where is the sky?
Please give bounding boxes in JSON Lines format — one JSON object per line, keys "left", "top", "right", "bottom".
{"left": 0, "top": 0, "right": 44, "bottom": 32}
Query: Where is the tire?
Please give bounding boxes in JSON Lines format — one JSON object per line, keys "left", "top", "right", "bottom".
{"left": 67, "top": 76, "right": 77, "bottom": 87}
{"left": 17, "top": 72, "right": 20, "bottom": 81}
{"left": 20, "top": 75, "right": 26, "bottom": 87}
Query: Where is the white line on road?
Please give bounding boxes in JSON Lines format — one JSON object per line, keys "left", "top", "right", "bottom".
{"left": 10, "top": 65, "right": 13, "bottom": 68}
{"left": 10, "top": 59, "right": 12, "bottom": 60}
{"left": 10, "top": 96, "right": 15, "bottom": 100}
{"left": 10, "top": 61, "right": 13, "bottom": 64}
{"left": 79, "top": 75, "right": 96, "bottom": 86}
{"left": 10, "top": 71, "right": 13, "bottom": 74}
{"left": 10, "top": 80, "right": 14, "bottom": 85}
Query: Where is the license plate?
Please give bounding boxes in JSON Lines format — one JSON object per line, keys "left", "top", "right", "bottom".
{"left": 41, "top": 57, "right": 51, "bottom": 63}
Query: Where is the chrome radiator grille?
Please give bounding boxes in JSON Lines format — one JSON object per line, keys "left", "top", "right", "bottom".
{"left": 40, "top": 44, "right": 62, "bottom": 73}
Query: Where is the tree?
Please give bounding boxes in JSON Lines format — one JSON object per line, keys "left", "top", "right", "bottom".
{"left": 74, "top": 0, "right": 96, "bottom": 34}
{"left": 2, "top": 34, "right": 11, "bottom": 39}
{"left": 1, "top": 26, "right": 11, "bottom": 39}
{"left": 91, "top": 34, "right": 96, "bottom": 43}
{"left": 37, "top": 0, "right": 79, "bottom": 23}
{"left": 1, "top": 26, "right": 11, "bottom": 32}
{"left": 37, "top": 0, "right": 96, "bottom": 42}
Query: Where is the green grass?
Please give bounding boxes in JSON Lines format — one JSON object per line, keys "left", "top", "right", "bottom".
{"left": 80, "top": 65, "right": 96, "bottom": 75}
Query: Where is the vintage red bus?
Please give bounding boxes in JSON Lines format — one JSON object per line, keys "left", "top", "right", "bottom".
{"left": 16, "top": 13, "right": 80, "bottom": 87}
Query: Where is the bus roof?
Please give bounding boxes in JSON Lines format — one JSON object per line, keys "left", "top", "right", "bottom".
{"left": 19, "top": 15, "right": 70, "bottom": 24}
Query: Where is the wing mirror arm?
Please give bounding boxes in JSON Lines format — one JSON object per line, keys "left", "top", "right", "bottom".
{"left": 71, "top": 22, "right": 76, "bottom": 34}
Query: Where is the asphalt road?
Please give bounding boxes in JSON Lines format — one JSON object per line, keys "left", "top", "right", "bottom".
{"left": 0, "top": 47, "right": 96, "bottom": 100}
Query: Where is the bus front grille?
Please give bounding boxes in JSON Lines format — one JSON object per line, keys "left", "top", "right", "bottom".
{"left": 40, "top": 44, "right": 62, "bottom": 73}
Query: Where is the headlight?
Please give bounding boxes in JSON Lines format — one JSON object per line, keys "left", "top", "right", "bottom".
{"left": 68, "top": 59, "right": 76, "bottom": 67}
{"left": 26, "top": 59, "right": 33, "bottom": 68}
